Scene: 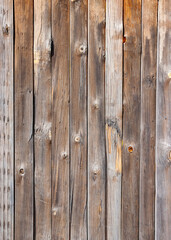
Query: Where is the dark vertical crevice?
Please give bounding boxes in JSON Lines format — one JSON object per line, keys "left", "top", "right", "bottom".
{"left": 139, "top": 0, "right": 143, "bottom": 239}
{"left": 104, "top": 2, "right": 107, "bottom": 240}
{"left": 51, "top": 0, "right": 53, "bottom": 238}
{"left": 121, "top": 0, "right": 125, "bottom": 239}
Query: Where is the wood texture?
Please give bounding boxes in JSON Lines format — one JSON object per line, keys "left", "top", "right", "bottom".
{"left": 14, "top": 0, "right": 34, "bottom": 239}
{"left": 70, "top": 0, "right": 88, "bottom": 239}
{"left": 52, "top": 0, "right": 70, "bottom": 239}
{"left": 34, "top": 0, "right": 52, "bottom": 239}
{"left": 156, "top": 0, "right": 171, "bottom": 239}
{"left": 88, "top": 0, "right": 106, "bottom": 239}
{"left": 0, "top": 0, "right": 14, "bottom": 239}
{"left": 105, "top": 0, "right": 123, "bottom": 239}
{"left": 1, "top": 1, "right": 171, "bottom": 239}
{"left": 139, "top": 0, "right": 157, "bottom": 239}
{"left": 122, "top": 0, "right": 141, "bottom": 239}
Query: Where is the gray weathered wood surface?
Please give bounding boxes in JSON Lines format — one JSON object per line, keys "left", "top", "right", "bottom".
{"left": 0, "top": 0, "right": 170, "bottom": 239}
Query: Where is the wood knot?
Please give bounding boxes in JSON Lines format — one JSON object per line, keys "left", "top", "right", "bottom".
{"left": 168, "top": 72, "right": 171, "bottom": 79}
{"left": 2, "top": 24, "right": 9, "bottom": 36}
{"left": 74, "top": 135, "right": 81, "bottom": 143}
{"left": 19, "top": 168, "right": 25, "bottom": 175}
{"left": 144, "top": 74, "right": 155, "bottom": 88}
{"left": 79, "top": 44, "right": 87, "bottom": 55}
{"left": 61, "top": 152, "right": 68, "bottom": 159}
{"left": 168, "top": 151, "right": 171, "bottom": 162}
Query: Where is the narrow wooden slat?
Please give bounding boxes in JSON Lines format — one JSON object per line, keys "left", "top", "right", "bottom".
{"left": 105, "top": 0, "right": 123, "bottom": 239}
{"left": 0, "top": 0, "right": 14, "bottom": 239}
{"left": 70, "top": 0, "right": 88, "bottom": 239}
{"left": 14, "top": 0, "right": 34, "bottom": 239}
{"left": 156, "top": 0, "right": 171, "bottom": 239}
{"left": 139, "top": 0, "right": 157, "bottom": 239}
{"left": 122, "top": 0, "right": 141, "bottom": 239}
{"left": 34, "top": 0, "right": 52, "bottom": 239}
{"left": 52, "top": 0, "right": 70, "bottom": 239}
{"left": 88, "top": 0, "right": 106, "bottom": 239}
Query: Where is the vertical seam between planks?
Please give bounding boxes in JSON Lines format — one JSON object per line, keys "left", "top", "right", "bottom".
{"left": 138, "top": 1, "right": 143, "bottom": 239}
{"left": 33, "top": 0, "right": 35, "bottom": 237}
{"left": 121, "top": 0, "right": 124, "bottom": 238}
{"left": 51, "top": 0, "right": 52, "bottom": 238}
{"left": 121, "top": 0, "right": 125, "bottom": 237}
{"left": 87, "top": 0, "right": 89, "bottom": 238}
{"left": 13, "top": 0, "right": 15, "bottom": 238}
{"left": 104, "top": 1, "right": 107, "bottom": 239}
{"left": 139, "top": 0, "right": 143, "bottom": 237}
{"left": 86, "top": 2, "right": 88, "bottom": 239}
{"left": 155, "top": 0, "right": 159, "bottom": 239}
{"left": 69, "top": 0, "right": 71, "bottom": 238}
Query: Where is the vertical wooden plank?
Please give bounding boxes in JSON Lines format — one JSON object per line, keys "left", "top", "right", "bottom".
{"left": 0, "top": 0, "right": 14, "bottom": 239}
{"left": 14, "top": 0, "right": 34, "bottom": 239}
{"left": 52, "top": 0, "right": 70, "bottom": 239}
{"left": 88, "top": 0, "right": 106, "bottom": 239}
{"left": 156, "top": 0, "right": 171, "bottom": 239}
{"left": 70, "top": 0, "right": 88, "bottom": 239}
{"left": 105, "top": 0, "right": 123, "bottom": 239}
{"left": 34, "top": 0, "right": 52, "bottom": 239}
{"left": 122, "top": 0, "right": 141, "bottom": 239}
{"left": 139, "top": 0, "right": 157, "bottom": 239}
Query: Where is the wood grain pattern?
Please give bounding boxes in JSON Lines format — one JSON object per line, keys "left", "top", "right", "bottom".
{"left": 52, "top": 0, "right": 70, "bottom": 239}
{"left": 88, "top": 0, "right": 106, "bottom": 239}
{"left": 34, "top": 0, "right": 52, "bottom": 239}
{"left": 14, "top": 0, "right": 34, "bottom": 239}
{"left": 0, "top": 0, "right": 14, "bottom": 239}
{"left": 122, "top": 0, "right": 141, "bottom": 239}
{"left": 156, "top": 0, "right": 171, "bottom": 239}
{"left": 139, "top": 0, "right": 157, "bottom": 239}
{"left": 105, "top": 0, "right": 123, "bottom": 239}
{"left": 70, "top": 0, "right": 88, "bottom": 239}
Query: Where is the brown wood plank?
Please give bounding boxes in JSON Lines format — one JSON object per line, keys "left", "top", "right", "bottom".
{"left": 156, "top": 0, "right": 171, "bottom": 239}
{"left": 14, "top": 0, "right": 34, "bottom": 239}
{"left": 0, "top": 0, "right": 14, "bottom": 239}
{"left": 70, "top": 0, "right": 88, "bottom": 239}
{"left": 52, "top": 0, "right": 70, "bottom": 239}
{"left": 105, "top": 0, "right": 123, "bottom": 239}
{"left": 139, "top": 0, "right": 158, "bottom": 239}
{"left": 122, "top": 0, "right": 141, "bottom": 239}
{"left": 88, "top": 0, "right": 106, "bottom": 239}
{"left": 34, "top": 0, "right": 52, "bottom": 239}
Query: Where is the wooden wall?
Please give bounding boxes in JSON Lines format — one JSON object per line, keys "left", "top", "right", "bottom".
{"left": 0, "top": 0, "right": 170, "bottom": 239}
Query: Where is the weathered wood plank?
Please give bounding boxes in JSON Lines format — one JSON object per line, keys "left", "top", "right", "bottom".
{"left": 156, "top": 0, "right": 171, "bottom": 239}
{"left": 122, "top": 0, "right": 141, "bottom": 239}
{"left": 70, "top": 0, "right": 88, "bottom": 239}
{"left": 105, "top": 0, "right": 123, "bottom": 239}
{"left": 14, "top": 0, "right": 34, "bottom": 239}
{"left": 88, "top": 0, "right": 106, "bottom": 239}
{"left": 34, "top": 0, "right": 52, "bottom": 239}
{"left": 0, "top": 0, "right": 14, "bottom": 239}
{"left": 139, "top": 0, "right": 157, "bottom": 239}
{"left": 52, "top": 0, "right": 70, "bottom": 239}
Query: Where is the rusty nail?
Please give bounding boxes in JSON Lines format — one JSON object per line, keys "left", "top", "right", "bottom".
{"left": 128, "top": 146, "right": 133, "bottom": 153}
{"left": 123, "top": 36, "right": 127, "bottom": 43}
